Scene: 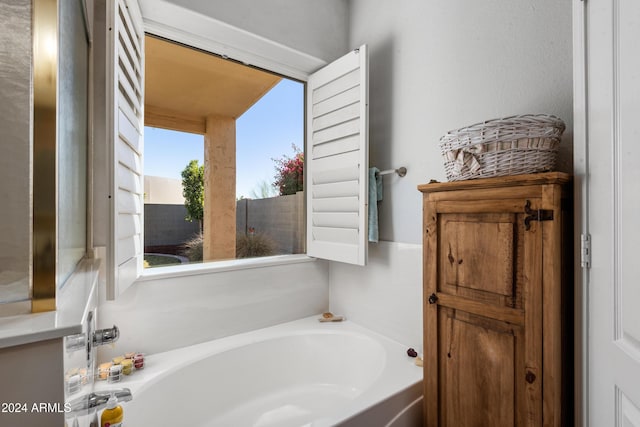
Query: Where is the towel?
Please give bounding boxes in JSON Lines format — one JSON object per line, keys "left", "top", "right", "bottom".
{"left": 368, "top": 167, "right": 383, "bottom": 242}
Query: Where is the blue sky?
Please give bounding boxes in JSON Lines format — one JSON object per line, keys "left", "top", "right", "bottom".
{"left": 143, "top": 78, "right": 304, "bottom": 199}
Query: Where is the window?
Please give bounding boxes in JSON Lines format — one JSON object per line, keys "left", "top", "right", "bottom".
{"left": 142, "top": 128, "right": 204, "bottom": 268}
{"left": 105, "top": 0, "right": 368, "bottom": 299}
{"left": 142, "top": 36, "right": 305, "bottom": 269}
{"left": 142, "top": 46, "right": 305, "bottom": 268}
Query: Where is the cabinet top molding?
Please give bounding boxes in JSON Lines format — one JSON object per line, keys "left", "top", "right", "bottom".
{"left": 418, "top": 172, "right": 571, "bottom": 194}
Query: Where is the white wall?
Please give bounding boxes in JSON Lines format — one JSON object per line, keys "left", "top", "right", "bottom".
{"left": 95, "top": 0, "right": 574, "bottom": 358}
{"left": 164, "top": 0, "right": 349, "bottom": 62}
{"left": 330, "top": 242, "right": 423, "bottom": 349}
{"left": 349, "top": 0, "right": 573, "bottom": 244}
{"left": 328, "top": 0, "right": 573, "bottom": 347}
{"left": 97, "top": 259, "right": 329, "bottom": 359}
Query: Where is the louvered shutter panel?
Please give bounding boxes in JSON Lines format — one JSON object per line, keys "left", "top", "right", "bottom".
{"left": 306, "top": 45, "right": 369, "bottom": 266}
{"left": 107, "top": 0, "right": 144, "bottom": 299}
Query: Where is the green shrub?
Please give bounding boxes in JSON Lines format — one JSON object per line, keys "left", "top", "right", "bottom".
{"left": 181, "top": 232, "right": 203, "bottom": 262}
{"left": 181, "top": 231, "right": 276, "bottom": 261}
{"left": 236, "top": 231, "right": 276, "bottom": 258}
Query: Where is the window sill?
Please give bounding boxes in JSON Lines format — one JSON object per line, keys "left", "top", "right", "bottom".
{"left": 0, "top": 258, "right": 99, "bottom": 349}
{"left": 137, "top": 254, "right": 317, "bottom": 282}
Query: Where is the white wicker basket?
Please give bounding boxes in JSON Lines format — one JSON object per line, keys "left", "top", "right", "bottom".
{"left": 440, "top": 114, "right": 565, "bottom": 181}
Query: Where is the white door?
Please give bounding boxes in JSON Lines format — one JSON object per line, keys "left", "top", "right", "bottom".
{"left": 582, "top": 0, "right": 640, "bottom": 425}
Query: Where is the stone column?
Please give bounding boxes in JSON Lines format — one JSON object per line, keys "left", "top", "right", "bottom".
{"left": 203, "top": 115, "right": 236, "bottom": 261}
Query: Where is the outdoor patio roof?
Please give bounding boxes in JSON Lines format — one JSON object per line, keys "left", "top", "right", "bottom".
{"left": 144, "top": 35, "right": 282, "bottom": 134}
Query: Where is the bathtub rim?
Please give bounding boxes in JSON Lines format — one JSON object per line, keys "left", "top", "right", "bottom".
{"left": 94, "top": 315, "right": 423, "bottom": 426}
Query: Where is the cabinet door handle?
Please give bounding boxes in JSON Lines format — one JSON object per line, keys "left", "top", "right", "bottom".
{"left": 428, "top": 293, "right": 438, "bottom": 304}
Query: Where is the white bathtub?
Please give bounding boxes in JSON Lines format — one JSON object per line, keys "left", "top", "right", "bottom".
{"left": 105, "top": 316, "right": 423, "bottom": 426}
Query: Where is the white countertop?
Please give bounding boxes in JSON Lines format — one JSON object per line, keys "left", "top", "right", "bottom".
{"left": 0, "top": 258, "right": 99, "bottom": 349}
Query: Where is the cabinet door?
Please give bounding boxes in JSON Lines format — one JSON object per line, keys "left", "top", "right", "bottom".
{"left": 423, "top": 196, "right": 543, "bottom": 427}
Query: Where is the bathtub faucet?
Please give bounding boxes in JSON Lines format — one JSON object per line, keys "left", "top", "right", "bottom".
{"left": 93, "top": 325, "right": 119, "bottom": 346}
{"left": 68, "top": 388, "right": 132, "bottom": 414}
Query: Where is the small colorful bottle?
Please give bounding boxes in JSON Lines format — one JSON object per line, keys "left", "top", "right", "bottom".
{"left": 108, "top": 364, "right": 122, "bottom": 383}
{"left": 121, "top": 358, "right": 133, "bottom": 375}
{"left": 133, "top": 353, "right": 144, "bottom": 369}
{"left": 100, "top": 394, "right": 123, "bottom": 427}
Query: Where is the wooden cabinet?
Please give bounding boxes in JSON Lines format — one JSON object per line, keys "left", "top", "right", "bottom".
{"left": 418, "top": 172, "right": 572, "bottom": 427}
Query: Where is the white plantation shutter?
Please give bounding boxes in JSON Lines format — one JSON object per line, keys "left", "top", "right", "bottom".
{"left": 107, "top": 0, "right": 144, "bottom": 299}
{"left": 306, "top": 45, "right": 369, "bottom": 266}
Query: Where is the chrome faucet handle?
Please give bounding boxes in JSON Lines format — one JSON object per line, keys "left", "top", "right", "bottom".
{"left": 65, "top": 333, "right": 86, "bottom": 352}
{"left": 93, "top": 325, "right": 119, "bottom": 346}
{"left": 67, "top": 388, "right": 132, "bottom": 414}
